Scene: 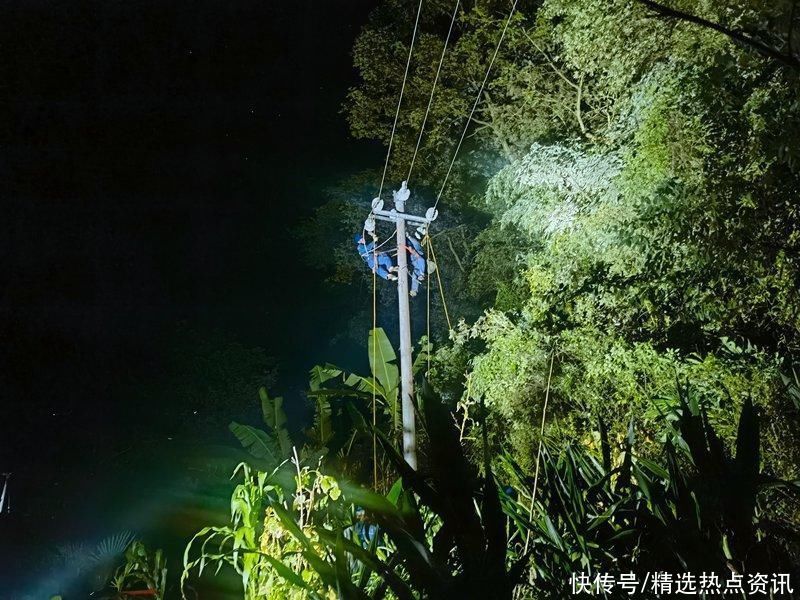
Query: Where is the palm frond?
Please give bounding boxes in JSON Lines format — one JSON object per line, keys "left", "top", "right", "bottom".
{"left": 91, "top": 530, "right": 136, "bottom": 565}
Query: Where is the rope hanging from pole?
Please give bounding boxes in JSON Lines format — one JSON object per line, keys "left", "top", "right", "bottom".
{"left": 426, "top": 235, "right": 452, "bottom": 332}
{"left": 371, "top": 247, "right": 378, "bottom": 490}
{"left": 426, "top": 245, "right": 432, "bottom": 376}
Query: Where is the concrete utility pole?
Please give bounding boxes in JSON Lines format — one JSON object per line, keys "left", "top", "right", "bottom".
{"left": 392, "top": 183, "right": 416, "bottom": 470}
{"left": 368, "top": 181, "right": 437, "bottom": 470}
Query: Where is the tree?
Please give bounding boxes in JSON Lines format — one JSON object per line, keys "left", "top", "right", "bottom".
{"left": 345, "top": 0, "right": 592, "bottom": 191}
{"left": 430, "top": 0, "right": 800, "bottom": 480}
{"left": 635, "top": 0, "right": 800, "bottom": 69}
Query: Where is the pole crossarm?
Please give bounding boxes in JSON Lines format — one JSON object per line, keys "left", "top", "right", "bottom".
{"left": 372, "top": 208, "right": 434, "bottom": 226}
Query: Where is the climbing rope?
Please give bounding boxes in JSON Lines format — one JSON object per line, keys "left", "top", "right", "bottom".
{"left": 407, "top": 0, "right": 461, "bottom": 184}
{"left": 378, "top": 0, "right": 426, "bottom": 200}
{"left": 426, "top": 235, "right": 452, "bottom": 332}
{"left": 434, "top": 0, "right": 520, "bottom": 209}
{"left": 371, "top": 246, "right": 378, "bottom": 490}
{"left": 426, "top": 247, "right": 432, "bottom": 376}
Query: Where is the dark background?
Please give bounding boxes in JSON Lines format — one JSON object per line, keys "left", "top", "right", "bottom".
{"left": 0, "top": 0, "right": 380, "bottom": 592}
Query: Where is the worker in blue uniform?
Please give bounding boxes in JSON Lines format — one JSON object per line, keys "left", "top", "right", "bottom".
{"left": 406, "top": 234, "right": 426, "bottom": 297}
{"left": 353, "top": 506, "right": 378, "bottom": 548}
{"left": 355, "top": 234, "right": 397, "bottom": 281}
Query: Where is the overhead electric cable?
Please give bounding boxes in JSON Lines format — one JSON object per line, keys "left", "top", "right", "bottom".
{"left": 407, "top": 0, "right": 461, "bottom": 184}
{"left": 378, "top": 0, "right": 426, "bottom": 200}
{"left": 434, "top": 0, "right": 520, "bottom": 209}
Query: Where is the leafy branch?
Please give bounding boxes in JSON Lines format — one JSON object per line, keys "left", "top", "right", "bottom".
{"left": 635, "top": 0, "right": 800, "bottom": 69}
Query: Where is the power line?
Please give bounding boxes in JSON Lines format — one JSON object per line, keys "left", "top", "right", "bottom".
{"left": 407, "top": 0, "right": 461, "bottom": 184}
{"left": 434, "top": 0, "right": 520, "bottom": 209}
{"left": 378, "top": 0, "right": 426, "bottom": 200}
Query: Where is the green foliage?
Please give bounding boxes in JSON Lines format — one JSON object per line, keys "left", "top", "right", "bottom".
{"left": 191, "top": 351, "right": 799, "bottom": 598}
{"left": 441, "top": 304, "right": 791, "bottom": 473}
{"left": 466, "top": 222, "right": 530, "bottom": 310}
{"left": 108, "top": 541, "right": 168, "bottom": 600}
{"left": 305, "top": 328, "right": 433, "bottom": 486}
{"left": 342, "top": 383, "right": 530, "bottom": 599}
{"left": 195, "top": 0, "right": 800, "bottom": 595}
{"left": 229, "top": 422, "right": 285, "bottom": 463}
{"left": 308, "top": 328, "right": 407, "bottom": 443}
{"left": 500, "top": 390, "right": 800, "bottom": 597}
{"left": 307, "top": 394, "right": 334, "bottom": 449}
{"left": 231, "top": 329, "right": 412, "bottom": 488}
{"left": 345, "top": 0, "right": 613, "bottom": 186}
{"left": 47, "top": 532, "right": 137, "bottom": 596}
{"left": 294, "top": 172, "right": 379, "bottom": 285}
{"left": 183, "top": 459, "right": 349, "bottom": 600}
{"left": 368, "top": 327, "right": 399, "bottom": 398}
{"left": 189, "top": 383, "right": 529, "bottom": 599}
{"left": 260, "top": 388, "right": 292, "bottom": 457}
{"left": 230, "top": 387, "right": 293, "bottom": 468}
{"left": 422, "top": 0, "right": 800, "bottom": 486}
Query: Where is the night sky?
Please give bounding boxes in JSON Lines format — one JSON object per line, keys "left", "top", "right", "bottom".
{"left": 1, "top": 0, "right": 378, "bottom": 590}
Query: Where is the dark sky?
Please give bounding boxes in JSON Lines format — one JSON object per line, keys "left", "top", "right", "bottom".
{"left": 0, "top": 0, "right": 378, "bottom": 589}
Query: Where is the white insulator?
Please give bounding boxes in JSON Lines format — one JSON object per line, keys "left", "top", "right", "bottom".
{"left": 364, "top": 215, "right": 376, "bottom": 233}
{"left": 393, "top": 181, "right": 411, "bottom": 205}
{"left": 425, "top": 207, "right": 438, "bottom": 221}
{"left": 371, "top": 198, "right": 384, "bottom": 212}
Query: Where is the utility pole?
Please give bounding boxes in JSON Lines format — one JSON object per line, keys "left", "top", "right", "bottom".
{"left": 392, "top": 183, "right": 416, "bottom": 470}
{"left": 367, "top": 181, "right": 437, "bottom": 470}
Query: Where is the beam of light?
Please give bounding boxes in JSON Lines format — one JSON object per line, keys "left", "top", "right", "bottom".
{"left": 18, "top": 443, "right": 251, "bottom": 599}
